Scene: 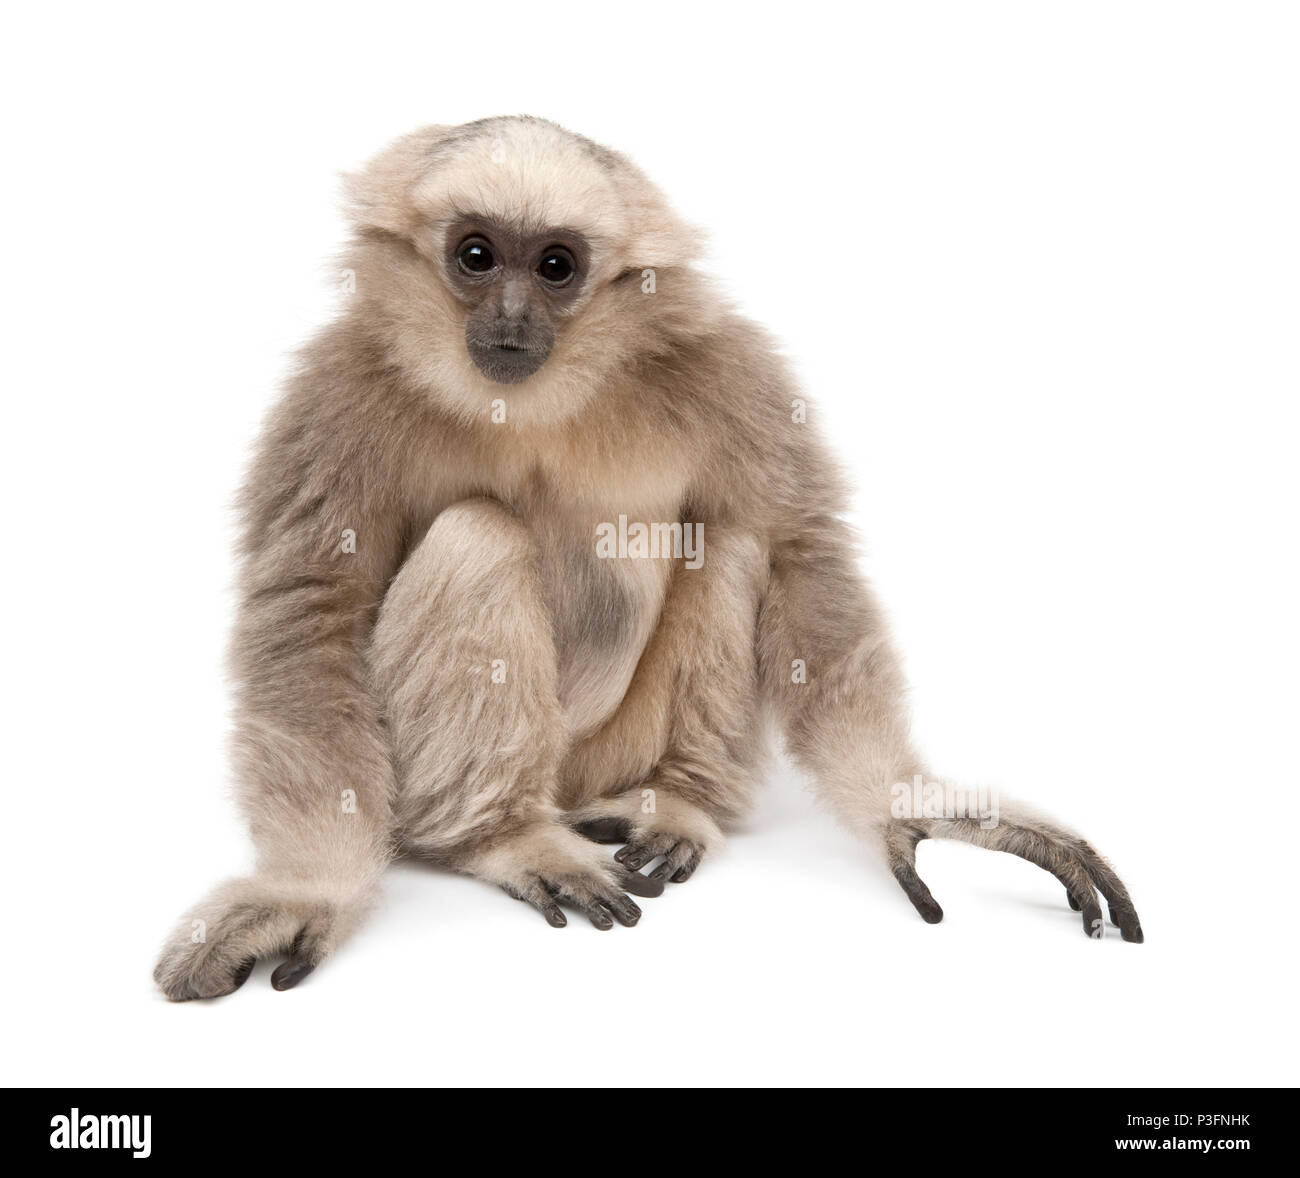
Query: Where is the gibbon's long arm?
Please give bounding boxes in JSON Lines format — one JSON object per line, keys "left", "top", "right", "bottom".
{"left": 755, "top": 513, "right": 1143, "bottom": 942}
{"left": 672, "top": 319, "right": 1144, "bottom": 942}
{"left": 154, "top": 358, "right": 410, "bottom": 999}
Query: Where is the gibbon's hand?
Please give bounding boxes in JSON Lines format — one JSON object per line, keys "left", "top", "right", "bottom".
{"left": 153, "top": 876, "right": 374, "bottom": 999}
{"left": 884, "top": 815, "right": 1144, "bottom": 942}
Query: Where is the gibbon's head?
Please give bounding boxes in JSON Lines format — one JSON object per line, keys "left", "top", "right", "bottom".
{"left": 343, "top": 116, "right": 712, "bottom": 426}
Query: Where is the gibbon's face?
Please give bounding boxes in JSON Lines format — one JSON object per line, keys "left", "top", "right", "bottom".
{"left": 345, "top": 118, "right": 708, "bottom": 425}
{"left": 442, "top": 217, "right": 592, "bottom": 385}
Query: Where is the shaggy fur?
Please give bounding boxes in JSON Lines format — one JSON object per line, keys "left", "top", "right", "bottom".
{"left": 154, "top": 117, "right": 1141, "bottom": 1000}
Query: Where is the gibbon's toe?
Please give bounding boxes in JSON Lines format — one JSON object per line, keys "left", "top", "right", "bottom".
{"left": 616, "top": 832, "right": 706, "bottom": 883}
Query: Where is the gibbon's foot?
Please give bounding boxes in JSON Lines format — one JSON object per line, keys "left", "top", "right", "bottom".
{"left": 153, "top": 877, "right": 366, "bottom": 1000}
{"left": 573, "top": 816, "right": 704, "bottom": 881}
{"left": 619, "top": 833, "right": 706, "bottom": 883}
{"left": 571, "top": 793, "right": 724, "bottom": 885}
{"left": 469, "top": 821, "right": 664, "bottom": 931}
{"left": 885, "top": 818, "right": 1144, "bottom": 943}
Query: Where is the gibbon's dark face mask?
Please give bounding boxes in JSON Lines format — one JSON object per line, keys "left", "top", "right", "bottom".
{"left": 442, "top": 218, "right": 591, "bottom": 384}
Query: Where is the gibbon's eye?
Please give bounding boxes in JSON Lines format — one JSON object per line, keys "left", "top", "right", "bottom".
{"left": 537, "top": 248, "right": 575, "bottom": 286}
{"left": 456, "top": 237, "right": 496, "bottom": 275}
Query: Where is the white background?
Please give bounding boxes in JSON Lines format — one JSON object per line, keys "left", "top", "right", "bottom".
{"left": 2, "top": 1, "right": 1297, "bottom": 1088}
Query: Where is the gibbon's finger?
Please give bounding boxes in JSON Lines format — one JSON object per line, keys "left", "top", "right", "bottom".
{"left": 1048, "top": 867, "right": 1082, "bottom": 910}
{"left": 500, "top": 880, "right": 568, "bottom": 927}
{"left": 884, "top": 827, "right": 944, "bottom": 924}
{"left": 582, "top": 872, "right": 644, "bottom": 926}
{"left": 1076, "top": 888, "right": 1105, "bottom": 940}
{"left": 989, "top": 827, "right": 1141, "bottom": 943}
{"left": 270, "top": 909, "right": 338, "bottom": 990}
{"left": 1048, "top": 864, "right": 1102, "bottom": 931}
{"left": 270, "top": 956, "right": 316, "bottom": 991}
{"left": 536, "top": 901, "right": 567, "bottom": 928}
{"left": 671, "top": 847, "right": 704, "bottom": 883}
{"left": 891, "top": 860, "right": 944, "bottom": 925}
{"left": 603, "top": 894, "right": 643, "bottom": 928}
{"left": 648, "top": 849, "right": 679, "bottom": 883}
{"left": 572, "top": 818, "right": 632, "bottom": 845}
{"left": 228, "top": 957, "right": 256, "bottom": 994}
{"left": 545, "top": 875, "right": 627, "bottom": 930}
{"left": 1019, "top": 846, "right": 1103, "bottom": 938}
{"left": 616, "top": 847, "right": 650, "bottom": 871}
{"left": 615, "top": 832, "right": 678, "bottom": 872}
{"left": 648, "top": 840, "right": 702, "bottom": 883}
{"left": 1077, "top": 887, "right": 1104, "bottom": 935}
{"left": 1071, "top": 843, "right": 1144, "bottom": 944}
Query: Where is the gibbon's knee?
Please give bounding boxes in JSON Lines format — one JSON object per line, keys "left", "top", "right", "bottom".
{"left": 370, "top": 498, "right": 564, "bottom": 855}
{"left": 372, "top": 497, "right": 548, "bottom": 670}
{"left": 384, "top": 495, "right": 531, "bottom": 606}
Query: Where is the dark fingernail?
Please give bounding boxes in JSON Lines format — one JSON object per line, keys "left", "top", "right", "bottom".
{"left": 270, "top": 958, "right": 315, "bottom": 991}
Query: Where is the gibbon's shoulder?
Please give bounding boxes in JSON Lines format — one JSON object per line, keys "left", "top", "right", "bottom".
{"left": 639, "top": 308, "right": 850, "bottom": 531}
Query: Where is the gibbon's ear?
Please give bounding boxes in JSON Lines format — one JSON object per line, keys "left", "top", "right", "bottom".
{"left": 613, "top": 166, "right": 704, "bottom": 272}
{"left": 342, "top": 124, "right": 454, "bottom": 238}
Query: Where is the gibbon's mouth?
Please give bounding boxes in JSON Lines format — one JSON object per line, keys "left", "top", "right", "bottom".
{"left": 467, "top": 338, "right": 551, "bottom": 385}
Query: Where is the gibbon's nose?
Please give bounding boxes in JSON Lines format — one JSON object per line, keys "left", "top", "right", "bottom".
{"left": 499, "top": 275, "right": 531, "bottom": 321}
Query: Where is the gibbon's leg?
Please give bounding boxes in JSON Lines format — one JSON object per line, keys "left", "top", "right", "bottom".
{"left": 369, "top": 498, "right": 662, "bottom": 929}
{"left": 564, "top": 527, "right": 768, "bottom": 884}
{"left": 757, "top": 522, "right": 1143, "bottom": 943}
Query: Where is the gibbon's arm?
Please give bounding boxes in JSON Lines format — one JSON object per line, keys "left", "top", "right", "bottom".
{"left": 230, "top": 376, "right": 407, "bottom": 890}
{"left": 154, "top": 354, "right": 412, "bottom": 998}
{"left": 688, "top": 335, "right": 1143, "bottom": 941}
{"left": 755, "top": 467, "right": 1142, "bottom": 939}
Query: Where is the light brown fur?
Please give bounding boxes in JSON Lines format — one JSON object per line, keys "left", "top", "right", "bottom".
{"left": 155, "top": 116, "right": 1140, "bottom": 1000}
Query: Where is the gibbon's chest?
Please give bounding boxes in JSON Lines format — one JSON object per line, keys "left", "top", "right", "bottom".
{"left": 518, "top": 487, "right": 678, "bottom": 742}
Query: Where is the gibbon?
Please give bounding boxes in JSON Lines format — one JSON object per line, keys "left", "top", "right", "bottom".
{"left": 155, "top": 116, "right": 1141, "bottom": 1000}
